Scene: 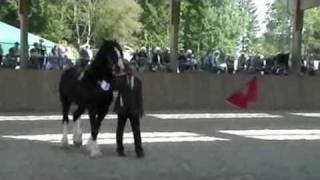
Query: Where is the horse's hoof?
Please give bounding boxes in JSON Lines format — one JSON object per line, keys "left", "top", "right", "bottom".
{"left": 90, "top": 150, "right": 102, "bottom": 158}
{"left": 73, "top": 141, "right": 82, "bottom": 147}
{"left": 86, "top": 138, "right": 101, "bottom": 157}
{"left": 61, "top": 136, "right": 69, "bottom": 147}
{"left": 136, "top": 150, "right": 144, "bottom": 158}
{"left": 73, "top": 134, "right": 83, "bottom": 147}
{"left": 117, "top": 151, "right": 126, "bottom": 157}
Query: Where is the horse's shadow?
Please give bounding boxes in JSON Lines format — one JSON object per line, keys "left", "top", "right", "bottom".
{"left": 52, "top": 144, "right": 116, "bottom": 159}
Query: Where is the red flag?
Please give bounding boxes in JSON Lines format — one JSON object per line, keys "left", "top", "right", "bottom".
{"left": 226, "top": 90, "right": 248, "bottom": 108}
{"left": 226, "top": 77, "right": 258, "bottom": 109}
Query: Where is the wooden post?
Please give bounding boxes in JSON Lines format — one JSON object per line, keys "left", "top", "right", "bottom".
{"left": 290, "top": 0, "right": 304, "bottom": 73}
{"left": 19, "top": 0, "right": 29, "bottom": 69}
{"left": 169, "top": 0, "right": 180, "bottom": 73}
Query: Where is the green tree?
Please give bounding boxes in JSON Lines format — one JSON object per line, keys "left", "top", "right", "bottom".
{"left": 0, "top": 0, "right": 19, "bottom": 27}
{"left": 95, "top": 0, "right": 142, "bottom": 46}
{"left": 262, "top": 1, "right": 291, "bottom": 55}
{"left": 0, "top": 0, "right": 142, "bottom": 47}
{"left": 179, "top": 0, "right": 244, "bottom": 55}
{"left": 137, "top": 0, "right": 169, "bottom": 50}
{"left": 238, "top": 0, "right": 260, "bottom": 54}
{"left": 303, "top": 8, "right": 320, "bottom": 55}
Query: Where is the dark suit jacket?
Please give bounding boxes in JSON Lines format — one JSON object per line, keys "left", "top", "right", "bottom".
{"left": 113, "top": 75, "right": 144, "bottom": 117}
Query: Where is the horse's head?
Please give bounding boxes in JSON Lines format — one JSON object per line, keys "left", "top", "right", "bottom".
{"left": 91, "top": 40, "right": 125, "bottom": 77}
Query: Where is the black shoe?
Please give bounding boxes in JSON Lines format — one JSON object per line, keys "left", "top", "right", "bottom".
{"left": 136, "top": 149, "right": 144, "bottom": 158}
{"left": 117, "top": 151, "right": 126, "bottom": 157}
{"left": 117, "top": 149, "right": 126, "bottom": 157}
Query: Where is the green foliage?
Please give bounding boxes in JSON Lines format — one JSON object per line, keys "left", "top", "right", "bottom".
{"left": 239, "top": 0, "right": 260, "bottom": 54}
{"left": 1, "top": 0, "right": 319, "bottom": 57}
{"left": 304, "top": 8, "right": 320, "bottom": 55}
{"left": 261, "top": 2, "right": 320, "bottom": 56}
{"left": 0, "top": 0, "right": 19, "bottom": 27}
{"left": 137, "top": 0, "right": 169, "bottom": 49}
{"left": 95, "top": 0, "right": 142, "bottom": 46}
{"left": 262, "top": 1, "right": 291, "bottom": 55}
{"left": 179, "top": 0, "right": 245, "bottom": 55}
{"left": 0, "top": 0, "right": 142, "bottom": 47}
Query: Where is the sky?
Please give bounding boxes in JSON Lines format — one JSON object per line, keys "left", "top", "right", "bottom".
{"left": 253, "top": 0, "right": 274, "bottom": 35}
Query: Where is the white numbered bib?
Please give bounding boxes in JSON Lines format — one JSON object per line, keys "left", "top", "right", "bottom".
{"left": 98, "top": 80, "right": 111, "bottom": 91}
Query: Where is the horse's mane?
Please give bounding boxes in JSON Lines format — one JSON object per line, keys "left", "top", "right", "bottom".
{"left": 84, "top": 40, "right": 123, "bottom": 81}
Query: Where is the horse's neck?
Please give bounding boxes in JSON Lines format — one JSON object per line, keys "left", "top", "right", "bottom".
{"left": 81, "top": 67, "right": 113, "bottom": 83}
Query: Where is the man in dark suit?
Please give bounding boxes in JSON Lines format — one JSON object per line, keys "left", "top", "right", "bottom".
{"left": 114, "top": 63, "right": 144, "bottom": 158}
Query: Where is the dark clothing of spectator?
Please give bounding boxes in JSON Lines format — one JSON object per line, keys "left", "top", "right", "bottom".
{"left": 152, "top": 53, "right": 163, "bottom": 65}
{"left": 132, "top": 51, "right": 149, "bottom": 72}
{"left": 238, "top": 54, "right": 246, "bottom": 71}
{"left": 162, "top": 51, "right": 170, "bottom": 64}
{"left": 30, "top": 46, "right": 42, "bottom": 69}
{"left": 38, "top": 44, "right": 47, "bottom": 69}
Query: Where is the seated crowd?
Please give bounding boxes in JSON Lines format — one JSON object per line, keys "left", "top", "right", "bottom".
{"left": 131, "top": 47, "right": 320, "bottom": 76}
{"left": 0, "top": 40, "right": 93, "bottom": 70}
{"left": 0, "top": 41, "right": 319, "bottom": 76}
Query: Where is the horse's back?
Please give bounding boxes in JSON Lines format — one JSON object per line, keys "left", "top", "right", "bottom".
{"left": 59, "top": 67, "right": 84, "bottom": 102}
{"left": 59, "top": 67, "right": 113, "bottom": 107}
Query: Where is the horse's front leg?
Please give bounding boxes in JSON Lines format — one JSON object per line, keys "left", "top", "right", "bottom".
{"left": 86, "top": 108, "right": 108, "bottom": 157}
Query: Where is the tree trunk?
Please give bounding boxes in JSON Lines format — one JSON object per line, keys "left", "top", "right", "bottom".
{"left": 74, "top": 4, "right": 81, "bottom": 45}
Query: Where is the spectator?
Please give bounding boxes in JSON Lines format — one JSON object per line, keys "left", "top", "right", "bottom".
{"left": 212, "top": 50, "right": 226, "bottom": 74}
{"left": 202, "top": 51, "right": 213, "bottom": 71}
{"left": 45, "top": 46, "right": 60, "bottom": 70}
{"left": 29, "top": 43, "right": 42, "bottom": 69}
{"left": 162, "top": 47, "right": 170, "bottom": 65}
{"left": 226, "top": 55, "right": 235, "bottom": 74}
{"left": 3, "top": 47, "right": 18, "bottom": 69}
{"left": 57, "top": 40, "right": 69, "bottom": 70}
{"left": 238, "top": 53, "right": 247, "bottom": 71}
{"left": 12, "top": 42, "right": 20, "bottom": 58}
{"left": 152, "top": 47, "right": 163, "bottom": 65}
{"left": 150, "top": 47, "right": 163, "bottom": 71}
{"left": 179, "top": 49, "right": 195, "bottom": 72}
{"left": 132, "top": 47, "right": 149, "bottom": 72}
{"left": 38, "top": 39, "right": 47, "bottom": 69}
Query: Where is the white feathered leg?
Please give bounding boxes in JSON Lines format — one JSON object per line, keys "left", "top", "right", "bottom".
{"left": 86, "top": 137, "right": 101, "bottom": 157}
{"left": 61, "top": 123, "right": 69, "bottom": 147}
{"left": 73, "top": 120, "right": 83, "bottom": 146}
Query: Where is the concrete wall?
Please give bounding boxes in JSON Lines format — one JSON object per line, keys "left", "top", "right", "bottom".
{"left": 0, "top": 70, "right": 319, "bottom": 112}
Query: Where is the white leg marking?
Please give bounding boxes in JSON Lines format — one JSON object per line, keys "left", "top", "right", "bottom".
{"left": 73, "top": 120, "right": 82, "bottom": 146}
{"left": 86, "top": 137, "right": 101, "bottom": 157}
{"left": 61, "top": 123, "right": 69, "bottom": 146}
{"left": 130, "top": 75, "right": 134, "bottom": 90}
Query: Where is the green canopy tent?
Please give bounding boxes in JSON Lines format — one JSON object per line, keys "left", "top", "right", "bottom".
{"left": 0, "top": 21, "right": 56, "bottom": 55}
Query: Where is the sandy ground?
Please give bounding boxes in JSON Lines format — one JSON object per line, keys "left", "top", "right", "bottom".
{"left": 0, "top": 111, "right": 320, "bottom": 180}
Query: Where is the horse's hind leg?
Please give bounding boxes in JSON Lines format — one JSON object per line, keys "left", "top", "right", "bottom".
{"left": 60, "top": 95, "right": 71, "bottom": 147}
{"left": 72, "top": 106, "right": 85, "bottom": 147}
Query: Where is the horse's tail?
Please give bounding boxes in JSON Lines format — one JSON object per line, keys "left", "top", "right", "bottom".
{"left": 59, "top": 70, "right": 68, "bottom": 104}
{"left": 58, "top": 68, "right": 77, "bottom": 103}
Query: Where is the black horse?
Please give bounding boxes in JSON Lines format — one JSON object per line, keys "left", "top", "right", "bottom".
{"left": 59, "top": 40, "right": 124, "bottom": 157}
